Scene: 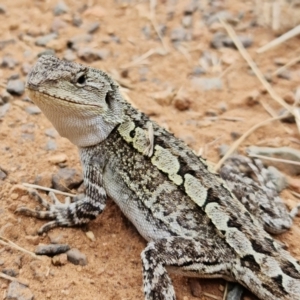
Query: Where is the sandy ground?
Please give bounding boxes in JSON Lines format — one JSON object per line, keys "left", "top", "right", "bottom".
{"left": 1, "top": 1, "right": 300, "bottom": 299}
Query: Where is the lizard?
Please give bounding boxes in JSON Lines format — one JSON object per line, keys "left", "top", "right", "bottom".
{"left": 17, "top": 55, "right": 300, "bottom": 300}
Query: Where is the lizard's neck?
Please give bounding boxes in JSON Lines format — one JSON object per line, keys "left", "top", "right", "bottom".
{"left": 56, "top": 111, "right": 119, "bottom": 148}
{"left": 29, "top": 90, "right": 125, "bottom": 148}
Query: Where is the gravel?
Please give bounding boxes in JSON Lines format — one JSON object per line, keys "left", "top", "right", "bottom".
{"left": 6, "top": 282, "right": 34, "bottom": 300}
{"left": 53, "top": 1, "right": 69, "bottom": 16}
{"left": 67, "top": 248, "right": 88, "bottom": 266}
{"left": 35, "top": 244, "right": 70, "bottom": 256}
{"left": 6, "top": 79, "right": 25, "bottom": 95}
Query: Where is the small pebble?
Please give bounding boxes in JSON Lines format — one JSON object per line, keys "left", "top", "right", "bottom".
{"left": 283, "top": 91, "right": 295, "bottom": 104}
{"left": 0, "top": 168, "right": 7, "bottom": 180}
{"left": 72, "top": 14, "right": 82, "bottom": 27}
{"left": 205, "top": 109, "right": 218, "bottom": 117}
{"left": 226, "top": 283, "right": 244, "bottom": 300}
{"left": 0, "top": 5, "right": 6, "bottom": 14}
{"left": 184, "top": 2, "right": 196, "bottom": 15}
{"left": 1, "top": 56, "right": 18, "bottom": 69}
{"left": 191, "top": 77, "right": 223, "bottom": 90}
{"left": 6, "top": 282, "right": 34, "bottom": 300}
{"left": 230, "top": 131, "right": 241, "bottom": 140}
{"left": 206, "top": 11, "right": 234, "bottom": 26}
{"left": 83, "top": 5, "right": 107, "bottom": 18}
{"left": 86, "top": 231, "right": 96, "bottom": 242}
{"left": 245, "top": 89, "right": 260, "bottom": 106}
{"left": 0, "top": 103, "right": 10, "bottom": 119}
{"left": 2, "top": 269, "right": 18, "bottom": 277}
{"left": 192, "top": 66, "right": 206, "bottom": 76}
{"left": 52, "top": 253, "right": 68, "bottom": 266}
{"left": 170, "top": 27, "right": 187, "bottom": 42}
{"left": 25, "top": 105, "right": 41, "bottom": 115}
{"left": 87, "top": 22, "right": 100, "bottom": 34}
{"left": 52, "top": 167, "right": 83, "bottom": 191}
{"left": 53, "top": 1, "right": 69, "bottom": 16}
{"left": 67, "top": 34, "right": 93, "bottom": 50}
{"left": 38, "top": 49, "right": 56, "bottom": 57}
{"left": 48, "top": 154, "right": 68, "bottom": 164}
{"left": 77, "top": 47, "right": 109, "bottom": 62}
{"left": 6, "top": 79, "right": 25, "bottom": 96}
{"left": 35, "top": 33, "right": 58, "bottom": 47}
{"left": 48, "top": 233, "right": 64, "bottom": 244}
{"left": 25, "top": 235, "right": 40, "bottom": 245}
{"left": 51, "top": 17, "right": 68, "bottom": 32}
{"left": 182, "top": 15, "right": 193, "bottom": 28}
{"left": 21, "top": 63, "right": 32, "bottom": 75}
{"left": 45, "top": 140, "right": 57, "bottom": 151}
{"left": 142, "top": 25, "right": 151, "bottom": 39}
{"left": 35, "top": 244, "right": 70, "bottom": 256}
{"left": 45, "top": 128, "right": 58, "bottom": 138}
{"left": 63, "top": 49, "right": 76, "bottom": 61}
{"left": 188, "top": 278, "right": 202, "bottom": 297}
{"left": 211, "top": 32, "right": 253, "bottom": 49}
{"left": 67, "top": 248, "right": 87, "bottom": 266}
{"left": 1, "top": 91, "right": 12, "bottom": 103}
{"left": 219, "top": 101, "right": 227, "bottom": 112}
{"left": 152, "top": 88, "right": 175, "bottom": 106}
{"left": 10, "top": 193, "right": 18, "bottom": 200}
{"left": 173, "top": 96, "right": 191, "bottom": 111}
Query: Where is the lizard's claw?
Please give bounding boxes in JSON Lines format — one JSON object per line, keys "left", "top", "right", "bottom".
{"left": 15, "top": 189, "right": 72, "bottom": 234}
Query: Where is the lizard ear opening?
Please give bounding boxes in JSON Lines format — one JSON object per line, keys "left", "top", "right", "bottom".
{"left": 105, "top": 92, "right": 112, "bottom": 109}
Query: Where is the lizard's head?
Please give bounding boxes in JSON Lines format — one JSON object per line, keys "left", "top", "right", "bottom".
{"left": 26, "top": 55, "right": 125, "bottom": 147}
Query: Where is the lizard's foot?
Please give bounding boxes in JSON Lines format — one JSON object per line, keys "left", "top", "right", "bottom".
{"left": 16, "top": 189, "right": 76, "bottom": 234}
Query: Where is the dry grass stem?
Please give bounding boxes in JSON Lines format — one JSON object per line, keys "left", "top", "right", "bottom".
{"left": 257, "top": 24, "right": 300, "bottom": 53}
{"left": 222, "top": 282, "right": 228, "bottom": 300}
{"left": 149, "top": 0, "right": 169, "bottom": 53}
{"left": 219, "top": 18, "right": 300, "bottom": 127}
{"left": 260, "top": 100, "right": 292, "bottom": 134}
{"left": 290, "top": 191, "right": 300, "bottom": 199}
{"left": 0, "top": 272, "right": 29, "bottom": 287}
{"left": 273, "top": 55, "right": 300, "bottom": 76}
{"left": 22, "top": 183, "right": 75, "bottom": 197}
{"left": 120, "top": 48, "right": 156, "bottom": 69}
{"left": 0, "top": 236, "right": 40, "bottom": 260}
{"left": 214, "top": 115, "right": 287, "bottom": 172}
{"left": 248, "top": 153, "right": 300, "bottom": 166}
{"left": 203, "top": 292, "right": 222, "bottom": 300}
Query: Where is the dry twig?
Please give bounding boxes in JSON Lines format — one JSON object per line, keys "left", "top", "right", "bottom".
{"left": 219, "top": 18, "right": 299, "bottom": 125}
{"left": 120, "top": 49, "right": 156, "bottom": 69}
{"left": 203, "top": 292, "right": 222, "bottom": 300}
{"left": 22, "top": 183, "right": 75, "bottom": 197}
{"left": 273, "top": 55, "right": 300, "bottom": 76}
{"left": 257, "top": 24, "right": 300, "bottom": 53}
{"left": 247, "top": 153, "right": 300, "bottom": 167}
{"left": 149, "top": 0, "right": 169, "bottom": 53}
{"left": 222, "top": 282, "right": 228, "bottom": 300}
{"left": 0, "top": 272, "right": 29, "bottom": 287}
{"left": 0, "top": 236, "right": 40, "bottom": 260}
{"left": 260, "top": 100, "right": 292, "bottom": 134}
{"left": 214, "top": 115, "right": 287, "bottom": 172}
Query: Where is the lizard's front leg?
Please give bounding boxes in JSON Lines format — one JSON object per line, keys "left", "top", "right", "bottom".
{"left": 16, "top": 161, "right": 107, "bottom": 234}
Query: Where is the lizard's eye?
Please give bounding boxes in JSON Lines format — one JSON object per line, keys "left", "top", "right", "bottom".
{"left": 75, "top": 73, "right": 86, "bottom": 87}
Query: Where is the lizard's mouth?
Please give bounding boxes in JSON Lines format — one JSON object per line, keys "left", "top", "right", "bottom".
{"left": 26, "top": 86, "right": 103, "bottom": 109}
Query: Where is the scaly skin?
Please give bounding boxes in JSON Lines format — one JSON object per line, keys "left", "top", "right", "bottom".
{"left": 17, "top": 55, "right": 300, "bottom": 300}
